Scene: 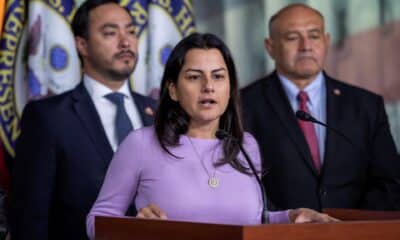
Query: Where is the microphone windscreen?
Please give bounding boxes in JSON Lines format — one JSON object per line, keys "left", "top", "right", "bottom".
{"left": 295, "top": 110, "right": 312, "bottom": 121}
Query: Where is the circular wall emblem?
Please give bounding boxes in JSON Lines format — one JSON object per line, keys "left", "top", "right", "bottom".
{"left": 50, "top": 45, "right": 68, "bottom": 71}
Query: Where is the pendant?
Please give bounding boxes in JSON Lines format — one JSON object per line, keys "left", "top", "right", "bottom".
{"left": 208, "top": 176, "right": 219, "bottom": 188}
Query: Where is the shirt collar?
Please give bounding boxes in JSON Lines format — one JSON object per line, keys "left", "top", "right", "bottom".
{"left": 83, "top": 74, "right": 131, "bottom": 99}
{"left": 278, "top": 72, "right": 324, "bottom": 106}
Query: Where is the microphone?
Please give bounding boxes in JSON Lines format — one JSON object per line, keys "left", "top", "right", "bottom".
{"left": 295, "top": 109, "right": 315, "bottom": 122}
{"left": 216, "top": 130, "right": 270, "bottom": 223}
{"left": 295, "top": 110, "right": 355, "bottom": 147}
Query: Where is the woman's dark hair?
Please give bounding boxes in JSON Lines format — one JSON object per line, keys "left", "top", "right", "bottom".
{"left": 155, "top": 33, "right": 250, "bottom": 174}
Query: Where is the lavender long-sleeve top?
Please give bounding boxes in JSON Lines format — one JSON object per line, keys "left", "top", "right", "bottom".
{"left": 86, "top": 127, "right": 289, "bottom": 239}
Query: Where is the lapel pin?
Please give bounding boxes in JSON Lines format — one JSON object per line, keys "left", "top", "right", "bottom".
{"left": 145, "top": 107, "right": 154, "bottom": 116}
{"left": 333, "top": 88, "right": 341, "bottom": 96}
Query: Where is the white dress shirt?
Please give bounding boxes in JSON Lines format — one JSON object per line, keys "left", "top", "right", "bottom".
{"left": 278, "top": 72, "right": 327, "bottom": 163}
{"left": 83, "top": 74, "right": 143, "bottom": 151}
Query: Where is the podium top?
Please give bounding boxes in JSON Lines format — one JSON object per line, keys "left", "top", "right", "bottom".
{"left": 323, "top": 208, "right": 400, "bottom": 220}
{"left": 95, "top": 209, "right": 400, "bottom": 240}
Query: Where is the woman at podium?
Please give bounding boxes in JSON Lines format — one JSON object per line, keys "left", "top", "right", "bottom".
{"left": 86, "top": 32, "right": 337, "bottom": 239}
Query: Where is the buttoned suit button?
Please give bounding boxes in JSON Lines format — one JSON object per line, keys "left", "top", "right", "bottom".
{"left": 319, "top": 187, "right": 327, "bottom": 197}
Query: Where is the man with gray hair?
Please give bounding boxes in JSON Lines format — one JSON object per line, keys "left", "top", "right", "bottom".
{"left": 242, "top": 3, "right": 400, "bottom": 211}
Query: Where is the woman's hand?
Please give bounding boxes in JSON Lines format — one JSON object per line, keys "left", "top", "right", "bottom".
{"left": 136, "top": 204, "right": 168, "bottom": 220}
{"left": 288, "top": 208, "right": 340, "bottom": 223}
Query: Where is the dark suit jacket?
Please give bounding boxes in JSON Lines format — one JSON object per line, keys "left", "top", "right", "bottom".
{"left": 241, "top": 72, "right": 400, "bottom": 211}
{"left": 0, "top": 186, "right": 6, "bottom": 235}
{"left": 11, "top": 83, "right": 156, "bottom": 240}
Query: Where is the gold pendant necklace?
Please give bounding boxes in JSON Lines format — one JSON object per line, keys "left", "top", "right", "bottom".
{"left": 188, "top": 136, "right": 219, "bottom": 188}
{"left": 208, "top": 175, "right": 219, "bottom": 188}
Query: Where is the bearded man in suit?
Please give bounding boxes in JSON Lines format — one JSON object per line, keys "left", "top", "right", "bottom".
{"left": 11, "top": 1, "right": 156, "bottom": 239}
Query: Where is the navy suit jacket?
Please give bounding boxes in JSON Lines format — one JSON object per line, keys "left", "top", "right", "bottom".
{"left": 11, "top": 83, "right": 156, "bottom": 240}
{"left": 241, "top": 72, "right": 400, "bottom": 211}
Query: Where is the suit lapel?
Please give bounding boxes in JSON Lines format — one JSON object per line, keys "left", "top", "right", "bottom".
{"left": 322, "top": 76, "right": 343, "bottom": 175}
{"left": 131, "top": 91, "right": 154, "bottom": 126}
{"left": 264, "top": 73, "right": 319, "bottom": 176}
{"left": 72, "top": 83, "right": 114, "bottom": 163}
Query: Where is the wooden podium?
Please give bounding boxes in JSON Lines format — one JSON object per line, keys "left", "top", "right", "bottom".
{"left": 95, "top": 209, "right": 400, "bottom": 240}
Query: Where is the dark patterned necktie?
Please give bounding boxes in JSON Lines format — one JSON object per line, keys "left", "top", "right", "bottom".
{"left": 297, "top": 91, "right": 321, "bottom": 172}
{"left": 105, "top": 92, "right": 133, "bottom": 144}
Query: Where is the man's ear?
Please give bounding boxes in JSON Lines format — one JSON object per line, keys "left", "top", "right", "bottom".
{"left": 75, "top": 36, "right": 88, "bottom": 58}
{"left": 264, "top": 37, "right": 275, "bottom": 59}
{"left": 168, "top": 82, "right": 178, "bottom": 101}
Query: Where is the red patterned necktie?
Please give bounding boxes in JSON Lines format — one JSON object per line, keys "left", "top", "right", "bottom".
{"left": 297, "top": 91, "right": 321, "bottom": 172}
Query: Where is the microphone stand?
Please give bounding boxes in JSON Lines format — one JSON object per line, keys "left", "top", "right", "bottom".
{"left": 216, "top": 130, "right": 270, "bottom": 223}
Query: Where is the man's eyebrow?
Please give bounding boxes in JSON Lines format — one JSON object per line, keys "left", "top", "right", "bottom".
{"left": 308, "top": 28, "right": 322, "bottom": 33}
{"left": 100, "top": 23, "right": 118, "bottom": 30}
{"left": 125, "top": 22, "right": 134, "bottom": 28}
{"left": 100, "top": 22, "right": 135, "bottom": 30}
{"left": 282, "top": 27, "right": 322, "bottom": 35}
